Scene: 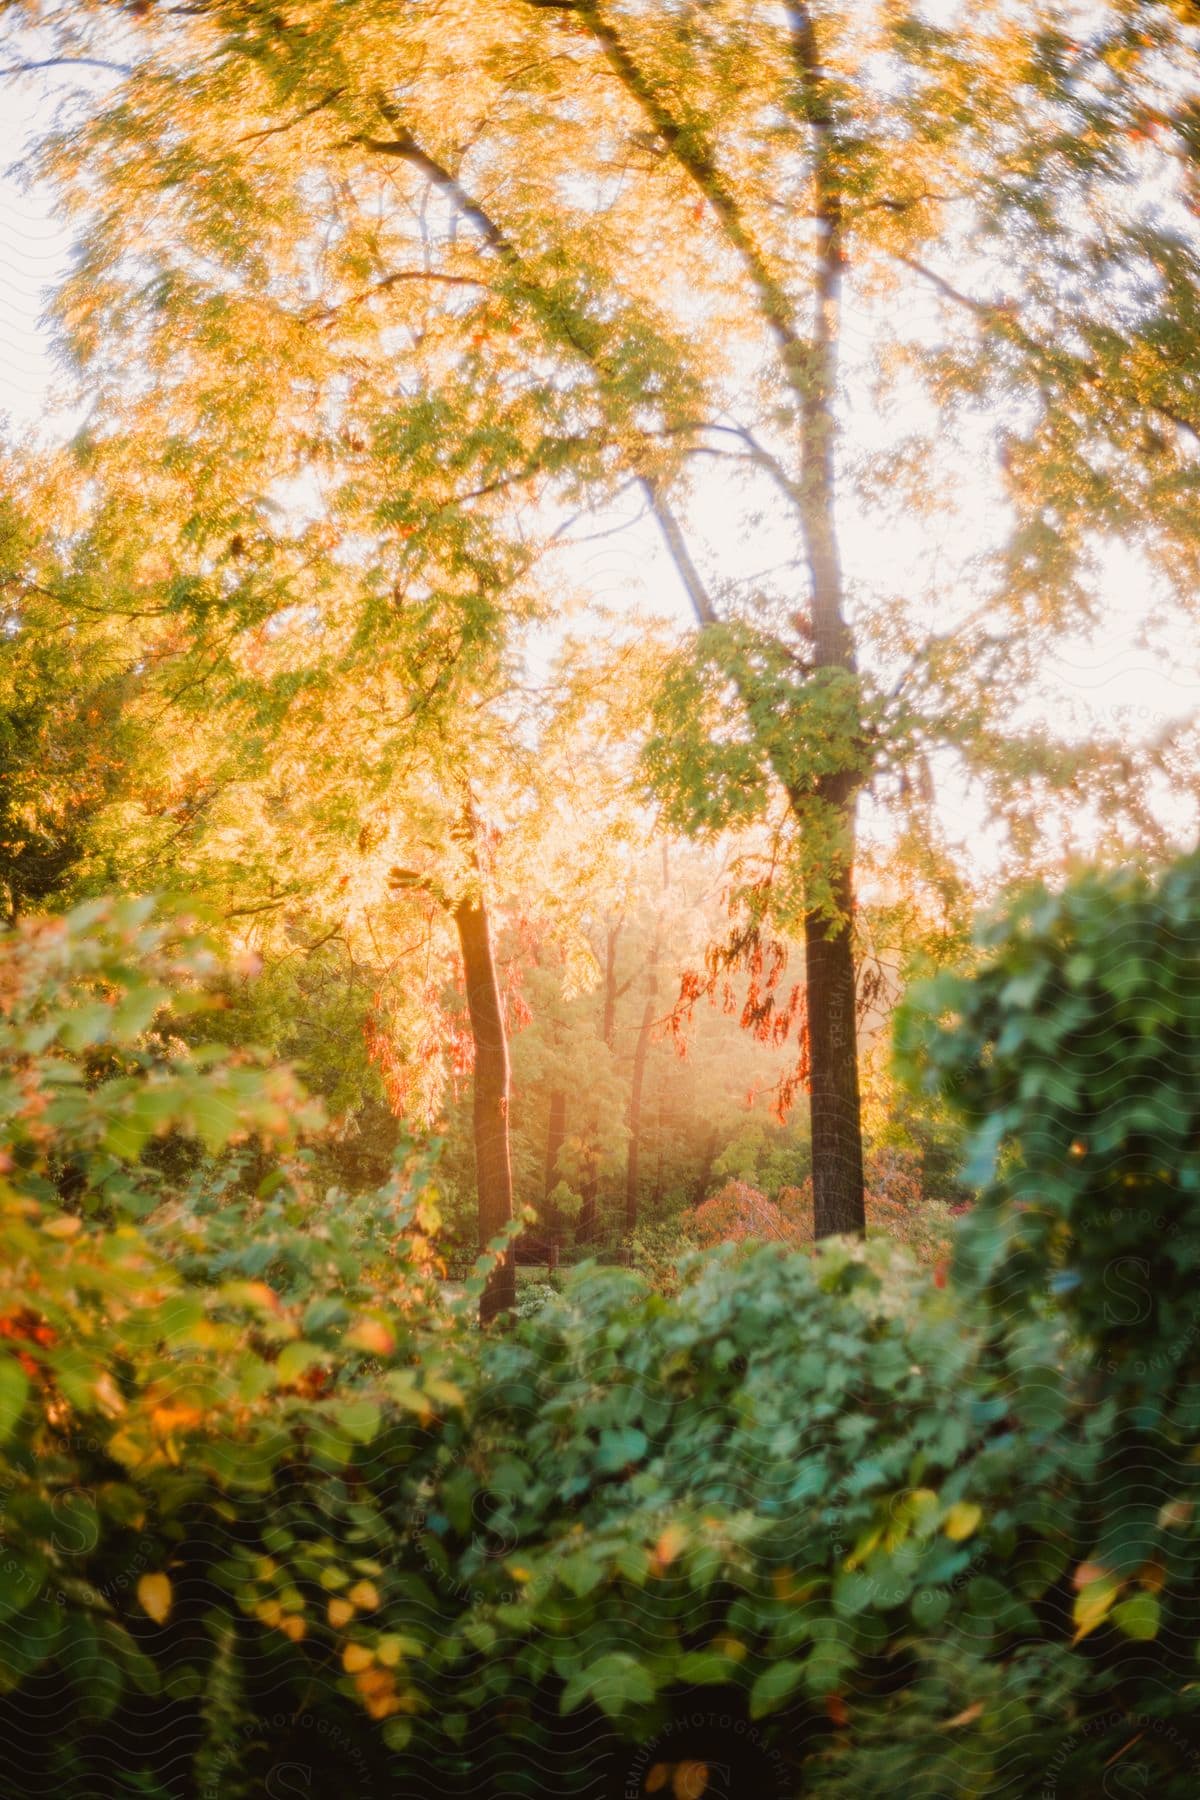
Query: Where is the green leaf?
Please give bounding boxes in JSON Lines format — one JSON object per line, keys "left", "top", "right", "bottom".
{"left": 596, "top": 1426, "right": 648, "bottom": 1472}
{"left": 1111, "top": 1592, "right": 1160, "bottom": 1641}
{"left": 560, "top": 1653, "right": 655, "bottom": 1718}
{"left": 275, "top": 1342, "right": 326, "bottom": 1384}
{"left": 750, "top": 1659, "right": 806, "bottom": 1719}
{"left": 559, "top": 1551, "right": 604, "bottom": 1598}
{"left": 337, "top": 1399, "right": 382, "bottom": 1444}
{"left": 676, "top": 1649, "right": 740, "bottom": 1685}
{"left": 0, "top": 1358, "right": 30, "bottom": 1444}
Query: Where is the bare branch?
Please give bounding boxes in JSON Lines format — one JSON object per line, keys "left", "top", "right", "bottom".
{"left": 236, "top": 86, "right": 346, "bottom": 146}
{"left": 307, "top": 266, "right": 491, "bottom": 323}
{"left": 0, "top": 56, "right": 133, "bottom": 80}
{"left": 641, "top": 476, "right": 719, "bottom": 628}
{"left": 894, "top": 252, "right": 999, "bottom": 319}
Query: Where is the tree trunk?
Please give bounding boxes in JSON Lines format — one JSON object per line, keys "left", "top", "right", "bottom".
{"left": 788, "top": 4, "right": 865, "bottom": 1239}
{"left": 543, "top": 1086, "right": 566, "bottom": 1263}
{"left": 624, "top": 927, "right": 659, "bottom": 1235}
{"left": 578, "top": 1144, "right": 599, "bottom": 1245}
{"left": 804, "top": 837, "right": 864, "bottom": 1236}
{"left": 692, "top": 1123, "right": 720, "bottom": 1206}
{"left": 544, "top": 1088, "right": 566, "bottom": 1196}
{"left": 566, "top": 4, "right": 868, "bottom": 1239}
{"left": 453, "top": 882, "right": 515, "bottom": 1322}
{"left": 601, "top": 918, "right": 621, "bottom": 1049}
{"left": 652, "top": 1074, "right": 666, "bottom": 1207}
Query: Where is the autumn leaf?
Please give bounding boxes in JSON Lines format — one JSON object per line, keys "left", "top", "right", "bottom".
{"left": 943, "top": 1501, "right": 983, "bottom": 1542}
{"left": 651, "top": 1523, "right": 688, "bottom": 1571}
{"left": 41, "top": 1215, "right": 81, "bottom": 1239}
{"left": 1073, "top": 1571, "right": 1123, "bottom": 1642}
{"left": 346, "top": 1317, "right": 397, "bottom": 1357}
{"left": 940, "top": 1701, "right": 984, "bottom": 1730}
{"left": 1072, "top": 1560, "right": 1112, "bottom": 1591}
{"left": 137, "top": 1571, "right": 172, "bottom": 1624}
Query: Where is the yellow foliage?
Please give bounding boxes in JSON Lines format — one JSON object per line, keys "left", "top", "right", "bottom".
{"left": 137, "top": 1572, "right": 172, "bottom": 1625}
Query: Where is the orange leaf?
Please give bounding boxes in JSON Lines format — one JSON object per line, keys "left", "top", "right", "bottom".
{"left": 674, "top": 1763, "right": 709, "bottom": 1800}
{"left": 940, "top": 1701, "right": 984, "bottom": 1730}
{"left": 1072, "top": 1560, "right": 1111, "bottom": 1591}
{"left": 346, "top": 1318, "right": 396, "bottom": 1357}
{"left": 652, "top": 1523, "right": 688, "bottom": 1571}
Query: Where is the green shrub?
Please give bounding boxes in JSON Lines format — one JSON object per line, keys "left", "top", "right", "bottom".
{"left": 4, "top": 875, "right": 1200, "bottom": 1797}
{"left": 897, "top": 854, "right": 1200, "bottom": 1375}
{"left": 897, "top": 852, "right": 1200, "bottom": 1769}
{"left": 0, "top": 900, "right": 468, "bottom": 1796}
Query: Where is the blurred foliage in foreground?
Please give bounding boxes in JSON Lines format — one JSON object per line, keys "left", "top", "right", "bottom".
{"left": 0, "top": 865, "right": 1199, "bottom": 1795}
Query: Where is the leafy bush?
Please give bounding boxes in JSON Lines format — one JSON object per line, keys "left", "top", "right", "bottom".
{"left": 0, "top": 901, "right": 466, "bottom": 1796}
{"left": 4, "top": 873, "right": 1200, "bottom": 1797}
{"left": 897, "top": 853, "right": 1200, "bottom": 1366}
{"left": 898, "top": 853, "right": 1200, "bottom": 1698}
{"left": 623, "top": 1215, "right": 699, "bottom": 1295}
{"left": 512, "top": 1269, "right": 564, "bottom": 1319}
{"left": 691, "top": 1176, "right": 807, "bottom": 1246}
{"left": 691, "top": 1162, "right": 953, "bottom": 1268}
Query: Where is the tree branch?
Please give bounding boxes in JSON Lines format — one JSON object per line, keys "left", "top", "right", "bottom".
{"left": 641, "top": 477, "right": 719, "bottom": 628}
{"left": 897, "top": 252, "right": 1200, "bottom": 445}
{"left": 306, "top": 267, "right": 490, "bottom": 323}
{"left": 665, "top": 420, "right": 806, "bottom": 512}
{"left": 0, "top": 56, "right": 133, "bottom": 80}
{"left": 529, "top": 0, "right": 806, "bottom": 374}
{"left": 236, "top": 86, "right": 346, "bottom": 146}
{"left": 356, "top": 109, "right": 514, "bottom": 261}
{"left": 359, "top": 103, "right": 728, "bottom": 630}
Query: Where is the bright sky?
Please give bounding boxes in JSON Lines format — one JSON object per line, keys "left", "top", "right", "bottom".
{"left": 0, "top": 69, "right": 75, "bottom": 437}
{"left": 2, "top": 42, "right": 1197, "bottom": 887}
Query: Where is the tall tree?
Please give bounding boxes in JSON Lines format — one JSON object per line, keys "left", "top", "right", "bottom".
{"left": 11, "top": 0, "right": 1200, "bottom": 1239}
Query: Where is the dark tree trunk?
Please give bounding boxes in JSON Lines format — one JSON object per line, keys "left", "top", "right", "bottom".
{"left": 543, "top": 1086, "right": 566, "bottom": 1263}
{"left": 692, "top": 1123, "right": 720, "bottom": 1205}
{"left": 624, "top": 927, "right": 659, "bottom": 1235}
{"left": 787, "top": 6, "right": 865, "bottom": 1239}
{"left": 578, "top": 1145, "right": 599, "bottom": 1245}
{"left": 571, "top": 5, "right": 868, "bottom": 1241}
{"left": 453, "top": 882, "right": 515, "bottom": 1322}
{"left": 804, "top": 839, "right": 864, "bottom": 1237}
{"left": 544, "top": 1088, "right": 566, "bottom": 1197}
